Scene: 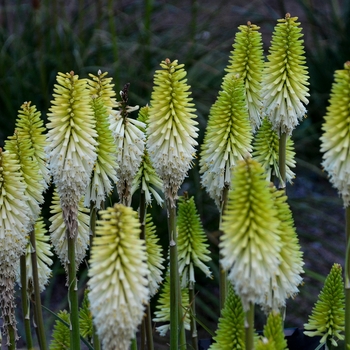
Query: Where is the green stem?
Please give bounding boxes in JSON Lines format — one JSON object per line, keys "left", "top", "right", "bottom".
{"left": 218, "top": 185, "right": 230, "bottom": 311}
{"left": 189, "top": 282, "right": 198, "bottom": 350}
{"left": 7, "top": 321, "right": 16, "bottom": 350}
{"left": 20, "top": 255, "right": 34, "bottom": 349}
{"left": 30, "top": 229, "right": 47, "bottom": 350}
{"left": 168, "top": 198, "right": 181, "bottom": 349}
{"left": 131, "top": 337, "right": 138, "bottom": 350}
{"left": 245, "top": 303, "right": 255, "bottom": 350}
{"left": 278, "top": 132, "right": 287, "bottom": 190}
{"left": 67, "top": 230, "right": 81, "bottom": 350}
{"left": 345, "top": 207, "right": 350, "bottom": 347}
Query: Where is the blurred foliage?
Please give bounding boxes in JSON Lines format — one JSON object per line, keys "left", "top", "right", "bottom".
{"left": 1, "top": 0, "right": 349, "bottom": 345}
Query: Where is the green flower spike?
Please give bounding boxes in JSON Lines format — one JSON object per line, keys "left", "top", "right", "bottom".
{"left": 46, "top": 71, "right": 97, "bottom": 236}
{"left": 258, "top": 312, "right": 287, "bottom": 350}
{"left": 49, "top": 310, "right": 70, "bottom": 350}
{"left": 109, "top": 83, "right": 145, "bottom": 206}
{"left": 5, "top": 130, "right": 44, "bottom": 226}
{"left": 79, "top": 290, "right": 93, "bottom": 340}
{"left": 200, "top": 73, "right": 253, "bottom": 208}
{"left": 153, "top": 264, "right": 190, "bottom": 336}
{"left": 304, "top": 263, "right": 345, "bottom": 347}
{"left": 262, "top": 13, "right": 310, "bottom": 135}
{"left": 20, "top": 217, "right": 53, "bottom": 294}
{"left": 15, "top": 101, "right": 50, "bottom": 187}
{"left": 87, "top": 70, "right": 118, "bottom": 113}
{"left": 320, "top": 62, "right": 350, "bottom": 207}
{"left": 147, "top": 58, "right": 199, "bottom": 207}
{"left": 0, "top": 148, "right": 30, "bottom": 343}
{"left": 144, "top": 213, "right": 165, "bottom": 297}
{"left": 262, "top": 187, "right": 304, "bottom": 312}
{"left": 177, "top": 194, "right": 212, "bottom": 287}
{"left": 220, "top": 158, "right": 282, "bottom": 311}
{"left": 131, "top": 106, "right": 164, "bottom": 206}
{"left": 225, "top": 22, "right": 264, "bottom": 132}
{"left": 49, "top": 189, "right": 90, "bottom": 271}
{"left": 88, "top": 204, "right": 149, "bottom": 350}
{"left": 84, "top": 96, "right": 118, "bottom": 209}
{"left": 209, "top": 283, "right": 245, "bottom": 350}
{"left": 253, "top": 117, "right": 296, "bottom": 184}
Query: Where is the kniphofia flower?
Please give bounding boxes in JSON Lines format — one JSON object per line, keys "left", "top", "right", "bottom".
{"left": 225, "top": 22, "right": 264, "bottom": 132}
{"left": 147, "top": 59, "right": 198, "bottom": 207}
{"left": 109, "top": 84, "right": 145, "bottom": 206}
{"left": 220, "top": 158, "right": 282, "bottom": 310}
{"left": 46, "top": 71, "right": 97, "bottom": 236}
{"left": 177, "top": 195, "right": 211, "bottom": 287}
{"left": 88, "top": 204, "right": 149, "bottom": 350}
{"left": 262, "top": 13, "right": 310, "bottom": 135}
{"left": 0, "top": 148, "right": 30, "bottom": 342}
{"left": 200, "top": 73, "right": 253, "bottom": 208}
{"left": 320, "top": 62, "right": 350, "bottom": 206}
{"left": 304, "top": 263, "right": 345, "bottom": 347}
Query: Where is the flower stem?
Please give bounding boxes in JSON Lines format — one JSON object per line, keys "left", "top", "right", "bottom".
{"left": 139, "top": 191, "right": 154, "bottom": 350}
{"left": 245, "top": 302, "right": 255, "bottom": 350}
{"left": 278, "top": 132, "right": 287, "bottom": 190}
{"left": 30, "top": 229, "right": 47, "bottom": 350}
{"left": 219, "top": 185, "right": 230, "bottom": 310}
{"left": 7, "top": 321, "right": 16, "bottom": 350}
{"left": 168, "top": 199, "right": 181, "bottom": 349}
{"left": 67, "top": 230, "right": 81, "bottom": 350}
{"left": 189, "top": 282, "right": 198, "bottom": 350}
{"left": 20, "top": 255, "right": 34, "bottom": 349}
{"left": 345, "top": 206, "right": 350, "bottom": 347}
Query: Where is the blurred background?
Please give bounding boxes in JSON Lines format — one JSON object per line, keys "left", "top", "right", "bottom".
{"left": 1, "top": 0, "right": 350, "bottom": 347}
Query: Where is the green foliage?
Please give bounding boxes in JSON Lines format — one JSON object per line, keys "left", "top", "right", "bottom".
{"left": 49, "top": 310, "right": 70, "bottom": 350}
{"left": 79, "top": 290, "right": 93, "bottom": 340}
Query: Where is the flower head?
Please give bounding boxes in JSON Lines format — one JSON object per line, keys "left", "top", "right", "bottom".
{"left": 209, "top": 283, "right": 245, "bottom": 350}
{"left": 46, "top": 71, "right": 97, "bottom": 236}
{"left": 225, "top": 22, "right": 264, "bottom": 132}
{"left": 260, "top": 312, "right": 288, "bottom": 350}
{"left": 253, "top": 117, "right": 296, "bottom": 185}
{"left": 177, "top": 194, "right": 211, "bottom": 287}
{"left": 49, "top": 189, "right": 90, "bottom": 271}
{"left": 109, "top": 84, "right": 145, "bottom": 206}
{"left": 304, "top": 263, "right": 345, "bottom": 347}
{"left": 147, "top": 59, "right": 198, "bottom": 207}
{"left": 200, "top": 74, "right": 253, "bottom": 207}
{"left": 88, "top": 204, "right": 149, "bottom": 350}
{"left": 262, "top": 13, "right": 310, "bottom": 135}
{"left": 220, "top": 158, "right": 282, "bottom": 310}
{"left": 320, "top": 62, "right": 350, "bottom": 206}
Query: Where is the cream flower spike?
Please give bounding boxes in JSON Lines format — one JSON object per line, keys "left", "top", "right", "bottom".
{"left": 16, "top": 101, "right": 50, "bottom": 187}
{"left": 46, "top": 71, "right": 97, "bottom": 236}
{"left": 84, "top": 96, "right": 118, "bottom": 209}
{"left": 262, "top": 13, "right": 310, "bottom": 135}
{"left": 200, "top": 73, "right": 253, "bottom": 208}
{"left": 49, "top": 189, "right": 90, "bottom": 271}
{"left": 320, "top": 62, "right": 350, "bottom": 206}
{"left": 147, "top": 59, "right": 199, "bottom": 207}
{"left": 220, "top": 158, "right": 282, "bottom": 311}
{"left": 88, "top": 204, "right": 149, "bottom": 350}
{"left": 225, "top": 22, "right": 264, "bottom": 132}
{"left": 109, "top": 83, "right": 145, "bottom": 206}
{"left": 20, "top": 217, "right": 53, "bottom": 293}
{"left": 0, "top": 148, "right": 30, "bottom": 342}
{"left": 131, "top": 106, "right": 164, "bottom": 206}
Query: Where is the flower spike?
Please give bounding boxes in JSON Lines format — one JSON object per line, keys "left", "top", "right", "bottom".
{"left": 320, "top": 62, "right": 350, "bottom": 206}
{"left": 225, "top": 22, "right": 264, "bottom": 132}
{"left": 88, "top": 204, "right": 149, "bottom": 350}
{"left": 304, "top": 263, "right": 345, "bottom": 347}
{"left": 147, "top": 59, "right": 199, "bottom": 207}
{"left": 177, "top": 194, "right": 212, "bottom": 287}
{"left": 200, "top": 73, "right": 253, "bottom": 208}
{"left": 46, "top": 71, "right": 97, "bottom": 237}
{"left": 220, "top": 158, "right": 282, "bottom": 310}
{"left": 262, "top": 13, "right": 310, "bottom": 135}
